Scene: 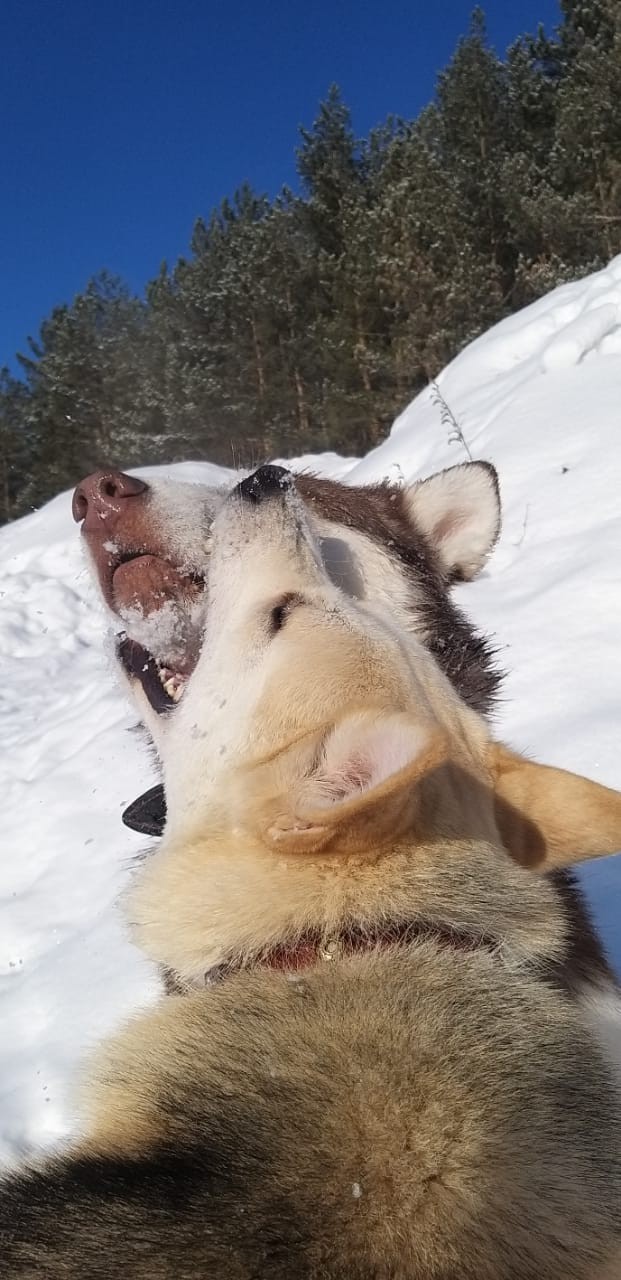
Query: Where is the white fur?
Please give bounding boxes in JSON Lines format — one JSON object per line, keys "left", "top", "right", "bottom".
{"left": 315, "top": 520, "right": 423, "bottom": 633}
{"left": 579, "top": 983, "right": 621, "bottom": 1096}
{"left": 405, "top": 462, "right": 500, "bottom": 580}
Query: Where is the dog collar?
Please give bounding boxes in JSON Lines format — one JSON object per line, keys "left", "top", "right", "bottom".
{"left": 203, "top": 919, "right": 493, "bottom": 985}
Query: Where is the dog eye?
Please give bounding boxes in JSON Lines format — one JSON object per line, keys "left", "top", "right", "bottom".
{"left": 269, "top": 594, "right": 304, "bottom": 634}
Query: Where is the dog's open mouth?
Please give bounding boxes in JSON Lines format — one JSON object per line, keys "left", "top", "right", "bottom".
{"left": 116, "top": 635, "right": 189, "bottom": 714}
{"left": 102, "top": 552, "right": 205, "bottom": 715}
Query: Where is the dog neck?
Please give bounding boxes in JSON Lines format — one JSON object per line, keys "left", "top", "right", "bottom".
{"left": 199, "top": 917, "right": 496, "bottom": 988}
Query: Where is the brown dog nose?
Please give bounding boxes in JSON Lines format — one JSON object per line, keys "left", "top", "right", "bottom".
{"left": 72, "top": 470, "right": 148, "bottom": 531}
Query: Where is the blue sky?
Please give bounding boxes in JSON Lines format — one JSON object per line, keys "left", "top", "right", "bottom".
{"left": 2, "top": 0, "right": 560, "bottom": 372}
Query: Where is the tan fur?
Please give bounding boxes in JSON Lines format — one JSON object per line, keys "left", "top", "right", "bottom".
{"left": 491, "top": 741, "right": 621, "bottom": 867}
{"left": 126, "top": 577, "right": 621, "bottom": 985}
{"left": 2, "top": 469, "right": 621, "bottom": 1278}
{"left": 73, "top": 953, "right": 619, "bottom": 1280}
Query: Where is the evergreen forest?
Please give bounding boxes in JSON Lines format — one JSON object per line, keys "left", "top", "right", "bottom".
{"left": 2, "top": 1, "right": 620, "bottom": 522}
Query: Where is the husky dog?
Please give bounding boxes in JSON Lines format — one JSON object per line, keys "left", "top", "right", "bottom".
{"left": 72, "top": 461, "right": 503, "bottom": 725}
{"left": 3, "top": 464, "right": 621, "bottom": 1278}
{"left": 73, "top": 463, "right": 621, "bottom": 992}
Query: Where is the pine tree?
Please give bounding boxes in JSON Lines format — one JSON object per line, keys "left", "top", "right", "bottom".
{"left": 0, "top": 369, "right": 32, "bottom": 521}
{"left": 297, "top": 85, "right": 361, "bottom": 256}
{"left": 4, "top": 5, "right": 621, "bottom": 523}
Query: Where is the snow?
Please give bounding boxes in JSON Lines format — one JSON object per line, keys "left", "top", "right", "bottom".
{"left": 2, "top": 255, "right": 621, "bottom": 1164}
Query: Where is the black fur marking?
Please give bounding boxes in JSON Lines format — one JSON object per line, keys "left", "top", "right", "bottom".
{"left": 295, "top": 474, "right": 502, "bottom": 717}
{"left": 546, "top": 867, "right": 615, "bottom": 989}
{"left": 0, "top": 1130, "right": 316, "bottom": 1277}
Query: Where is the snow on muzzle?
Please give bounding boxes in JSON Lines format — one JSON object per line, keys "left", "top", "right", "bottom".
{"left": 73, "top": 468, "right": 208, "bottom": 715}
{"left": 111, "top": 554, "right": 201, "bottom": 626}
{"left": 112, "top": 557, "right": 204, "bottom": 715}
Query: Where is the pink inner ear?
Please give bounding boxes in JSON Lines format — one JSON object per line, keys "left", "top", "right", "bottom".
{"left": 320, "top": 754, "right": 373, "bottom": 803}
{"left": 311, "top": 719, "right": 432, "bottom": 811}
{"left": 326, "top": 752, "right": 371, "bottom": 793}
{"left": 433, "top": 510, "right": 468, "bottom": 543}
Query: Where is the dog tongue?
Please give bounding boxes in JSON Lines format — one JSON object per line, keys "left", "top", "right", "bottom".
{"left": 112, "top": 555, "right": 198, "bottom": 616}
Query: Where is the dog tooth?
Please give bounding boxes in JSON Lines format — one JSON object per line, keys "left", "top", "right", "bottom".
{"left": 162, "top": 676, "right": 185, "bottom": 702}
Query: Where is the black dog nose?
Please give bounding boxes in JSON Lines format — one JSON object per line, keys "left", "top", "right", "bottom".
{"left": 236, "top": 465, "right": 292, "bottom": 504}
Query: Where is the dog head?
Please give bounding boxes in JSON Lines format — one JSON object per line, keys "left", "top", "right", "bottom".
{"left": 118, "top": 465, "right": 621, "bottom": 986}
{"left": 72, "top": 460, "right": 502, "bottom": 760}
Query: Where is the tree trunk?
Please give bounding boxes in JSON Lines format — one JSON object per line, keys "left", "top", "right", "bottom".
{"left": 250, "top": 317, "right": 266, "bottom": 400}
{"left": 293, "top": 367, "right": 310, "bottom": 438}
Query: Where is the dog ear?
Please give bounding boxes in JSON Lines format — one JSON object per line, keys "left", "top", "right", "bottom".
{"left": 489, "top": 742, "right": 621, "bottom": 869}
{"left": 404, "top": 461, "right": 500, "bottom": 582}
{"left": 265, "top": 713, "right": 447, "bottom": 854}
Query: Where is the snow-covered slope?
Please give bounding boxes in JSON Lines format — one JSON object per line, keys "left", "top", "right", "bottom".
{"left": 2, "top": 258, "right": 621, "bottom": 1164}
